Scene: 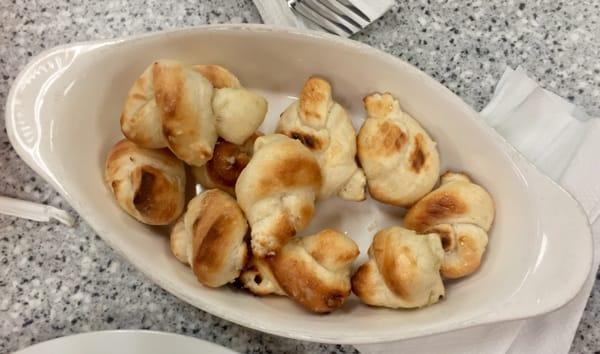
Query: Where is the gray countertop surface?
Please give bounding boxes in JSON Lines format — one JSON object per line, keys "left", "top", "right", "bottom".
{"left": 1, "top": 0, "right": 599, "bottom": 353}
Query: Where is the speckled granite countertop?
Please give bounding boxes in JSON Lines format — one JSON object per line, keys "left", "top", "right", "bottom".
{"left": 1, "top": 1, "right": 599, "bottom": 353}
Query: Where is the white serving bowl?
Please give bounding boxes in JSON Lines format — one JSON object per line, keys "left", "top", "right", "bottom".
{"left": 5, "top": 24, "right": 593, "bottom": 344}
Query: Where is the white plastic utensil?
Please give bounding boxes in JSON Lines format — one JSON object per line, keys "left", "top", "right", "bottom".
{"left": 0, "top": 195, "right": 75, "bottom": 226}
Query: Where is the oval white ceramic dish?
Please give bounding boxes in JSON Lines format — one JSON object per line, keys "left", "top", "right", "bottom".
{"left": 5, "top": 24, "right": 593, "bottom": 344}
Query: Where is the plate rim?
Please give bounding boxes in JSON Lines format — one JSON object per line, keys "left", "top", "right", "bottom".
{"left": 12, "top": 329, "right": 237, "bottom": 354}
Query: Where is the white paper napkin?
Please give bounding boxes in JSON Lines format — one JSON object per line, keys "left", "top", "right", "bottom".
{"left": 355, "top": 68, "right": 600, "bottom": 354}
{"left": 252, "top": 0, "right": 394, "bottom": 36}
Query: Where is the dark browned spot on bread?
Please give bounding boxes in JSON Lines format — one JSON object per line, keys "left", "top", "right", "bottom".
{"left": 325, "top": 293, "right": 345, "bottom": 308}
{"left": 354, "top": 153, "right": 362, "bottom": 168}
{"left": 440, "top": 233, "right": 452, "bottom": 251}
{"left": 290, "top": 131, "right": 318, "bottom": 150}
{"left": 405, "top": 193, "right": 467, "bottom": 232}
{"left": 297, "top": 204, "right": 315, "bottom": 230}
{"left": 362, "top": 121, "right": 407, "bottom": 157}
{"left": 189, "top": 191, "right": 246, "bottom": 286}
{"left": 254, "top": 274, "right": 263, "bottom": 284}
{"left": 410, "top": 134, "right": 426, "bottom": 173}
{"left": 434, "top": 228, "right": 454, "bottom": 251}
{"left": 207, "top": 138, "right": 251, "bottom": 188}
{"left": 133, "top": 166, "right": 177, "bottom": 222}
{"left": 133, "top": 170, "right": 157, "bottom": 214}
{"left": 272, "top": 213, "right": 297, "bottom": 245}
{"left": 385, "top": 122, "right": 407, "bottom": 151}
{"left": 425, "top": 193, "right": 465, "bottom": 218}
{"left": 193, "top": 215, "right": 227, "bottom": 284}
{"left": 111, "top": 180, "right": 120, "bottom": 193}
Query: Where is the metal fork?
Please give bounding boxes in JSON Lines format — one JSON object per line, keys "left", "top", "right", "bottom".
{"left": 287, "top": 0, "right": 374, "bottom": 36}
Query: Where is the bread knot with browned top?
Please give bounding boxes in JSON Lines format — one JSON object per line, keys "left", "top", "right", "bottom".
{"left": 105, "top": 139, "right": 185, "bottom": 225}
{"left": 352, "top": 226, "right": 445, "bottom": 309}
{"left": 404, "top": 172, "right": 495, "bottom": 279}
{"left": 235, "top": 134, "right": 322, "bottom": 257}
{"left": 241, "top": 229, "right": 359, "bottom": 313}
{"left": 120, "top": 61, "right": 266, "bottom": 166}
{"left": 277, "top": 77, "right": 366, "bottom": 201}
{"left": 169, "top": 189, "right": 248, "bottom": 288}
{"left": 357, "top": 93, "right": 440, "bottom": 206}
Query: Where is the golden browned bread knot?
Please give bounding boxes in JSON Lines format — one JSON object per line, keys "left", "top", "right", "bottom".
{"left": 277, "top": 77, "right": 366, "bottom": 201}
{"left": 192, "top": 64, "right": 267, "bottom": 145}
{"left": 192, "top": 133, "right": 261, "bottom": 196}
{"left": 120, "top": 60, "right": 217, "bottom": 166}
{"left": 105, "top": 139, "right": 185, "bottom": 225}
{"left": 352, "top": 227, "right": 445, "bottom": 309}
{"left": 241, "top": 229, "right": 359, "bottom": 313}
{"left": 357, "top": 93, "right": 440, "bottom": 206}
{"left": 235, "top": 134, "right": 322, "bottom": 257}
{"left": 404, "top": 172, "right": 495, "bottom": 279}
{"left": 169, "top": 189, "right": 248, "bottom": 287}
{"left": 121, "top": 62, "right": 267, "bottom": 166}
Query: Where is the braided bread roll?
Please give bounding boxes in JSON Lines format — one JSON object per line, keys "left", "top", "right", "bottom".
{"left": 120, "top": 60, "right": 217, "bottom": 166}
{"left": 277, "top": 77, "right": 366, "bottom": 201}
{"left": 193, "top": 64, "right": 267, "bottom": 145}
{"left": 241, "top": 229, "right": 359, "bottom": 313}
{"left": 404, "top": 172, "right": 495, "bottom": 279}
{"left": 105, "top": 139, "right": 185, "bottom": 225}
{"left": 352, "top": 227, "right": 445, "bottom": 309}
{"left": 192, "top": 133, "right": 261, "bottom": 196}
{"left": 357, "top": 93, "right": 440, "bottom": 206}
{"left": 235, "top": 134, "right": 322, "bottom": 257}
{"left": 169, "top": 189, "right": 248, "bottom": 287}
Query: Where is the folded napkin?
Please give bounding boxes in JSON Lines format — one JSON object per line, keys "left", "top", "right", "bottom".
{"left": 252, "top": 0, "right": 394, "bottom": 36}
{"left": 355, "top": 68, "right": 600, "bottom": 354}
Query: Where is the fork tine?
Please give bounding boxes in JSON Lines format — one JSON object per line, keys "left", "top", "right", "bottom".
{"left": 332, "top": 0, "right": 372, "bottom": 23}
{"left": 316, "top": 0, "right": 367, "bottom": 29}
{"left": 290, "top": 2, "right": 346, "bottom": 36}
{"left": 302, "top": 0, "right": 361, "bottom": 34}
{"left": 293, "top": 1, "right": 357, "bottom": 36}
